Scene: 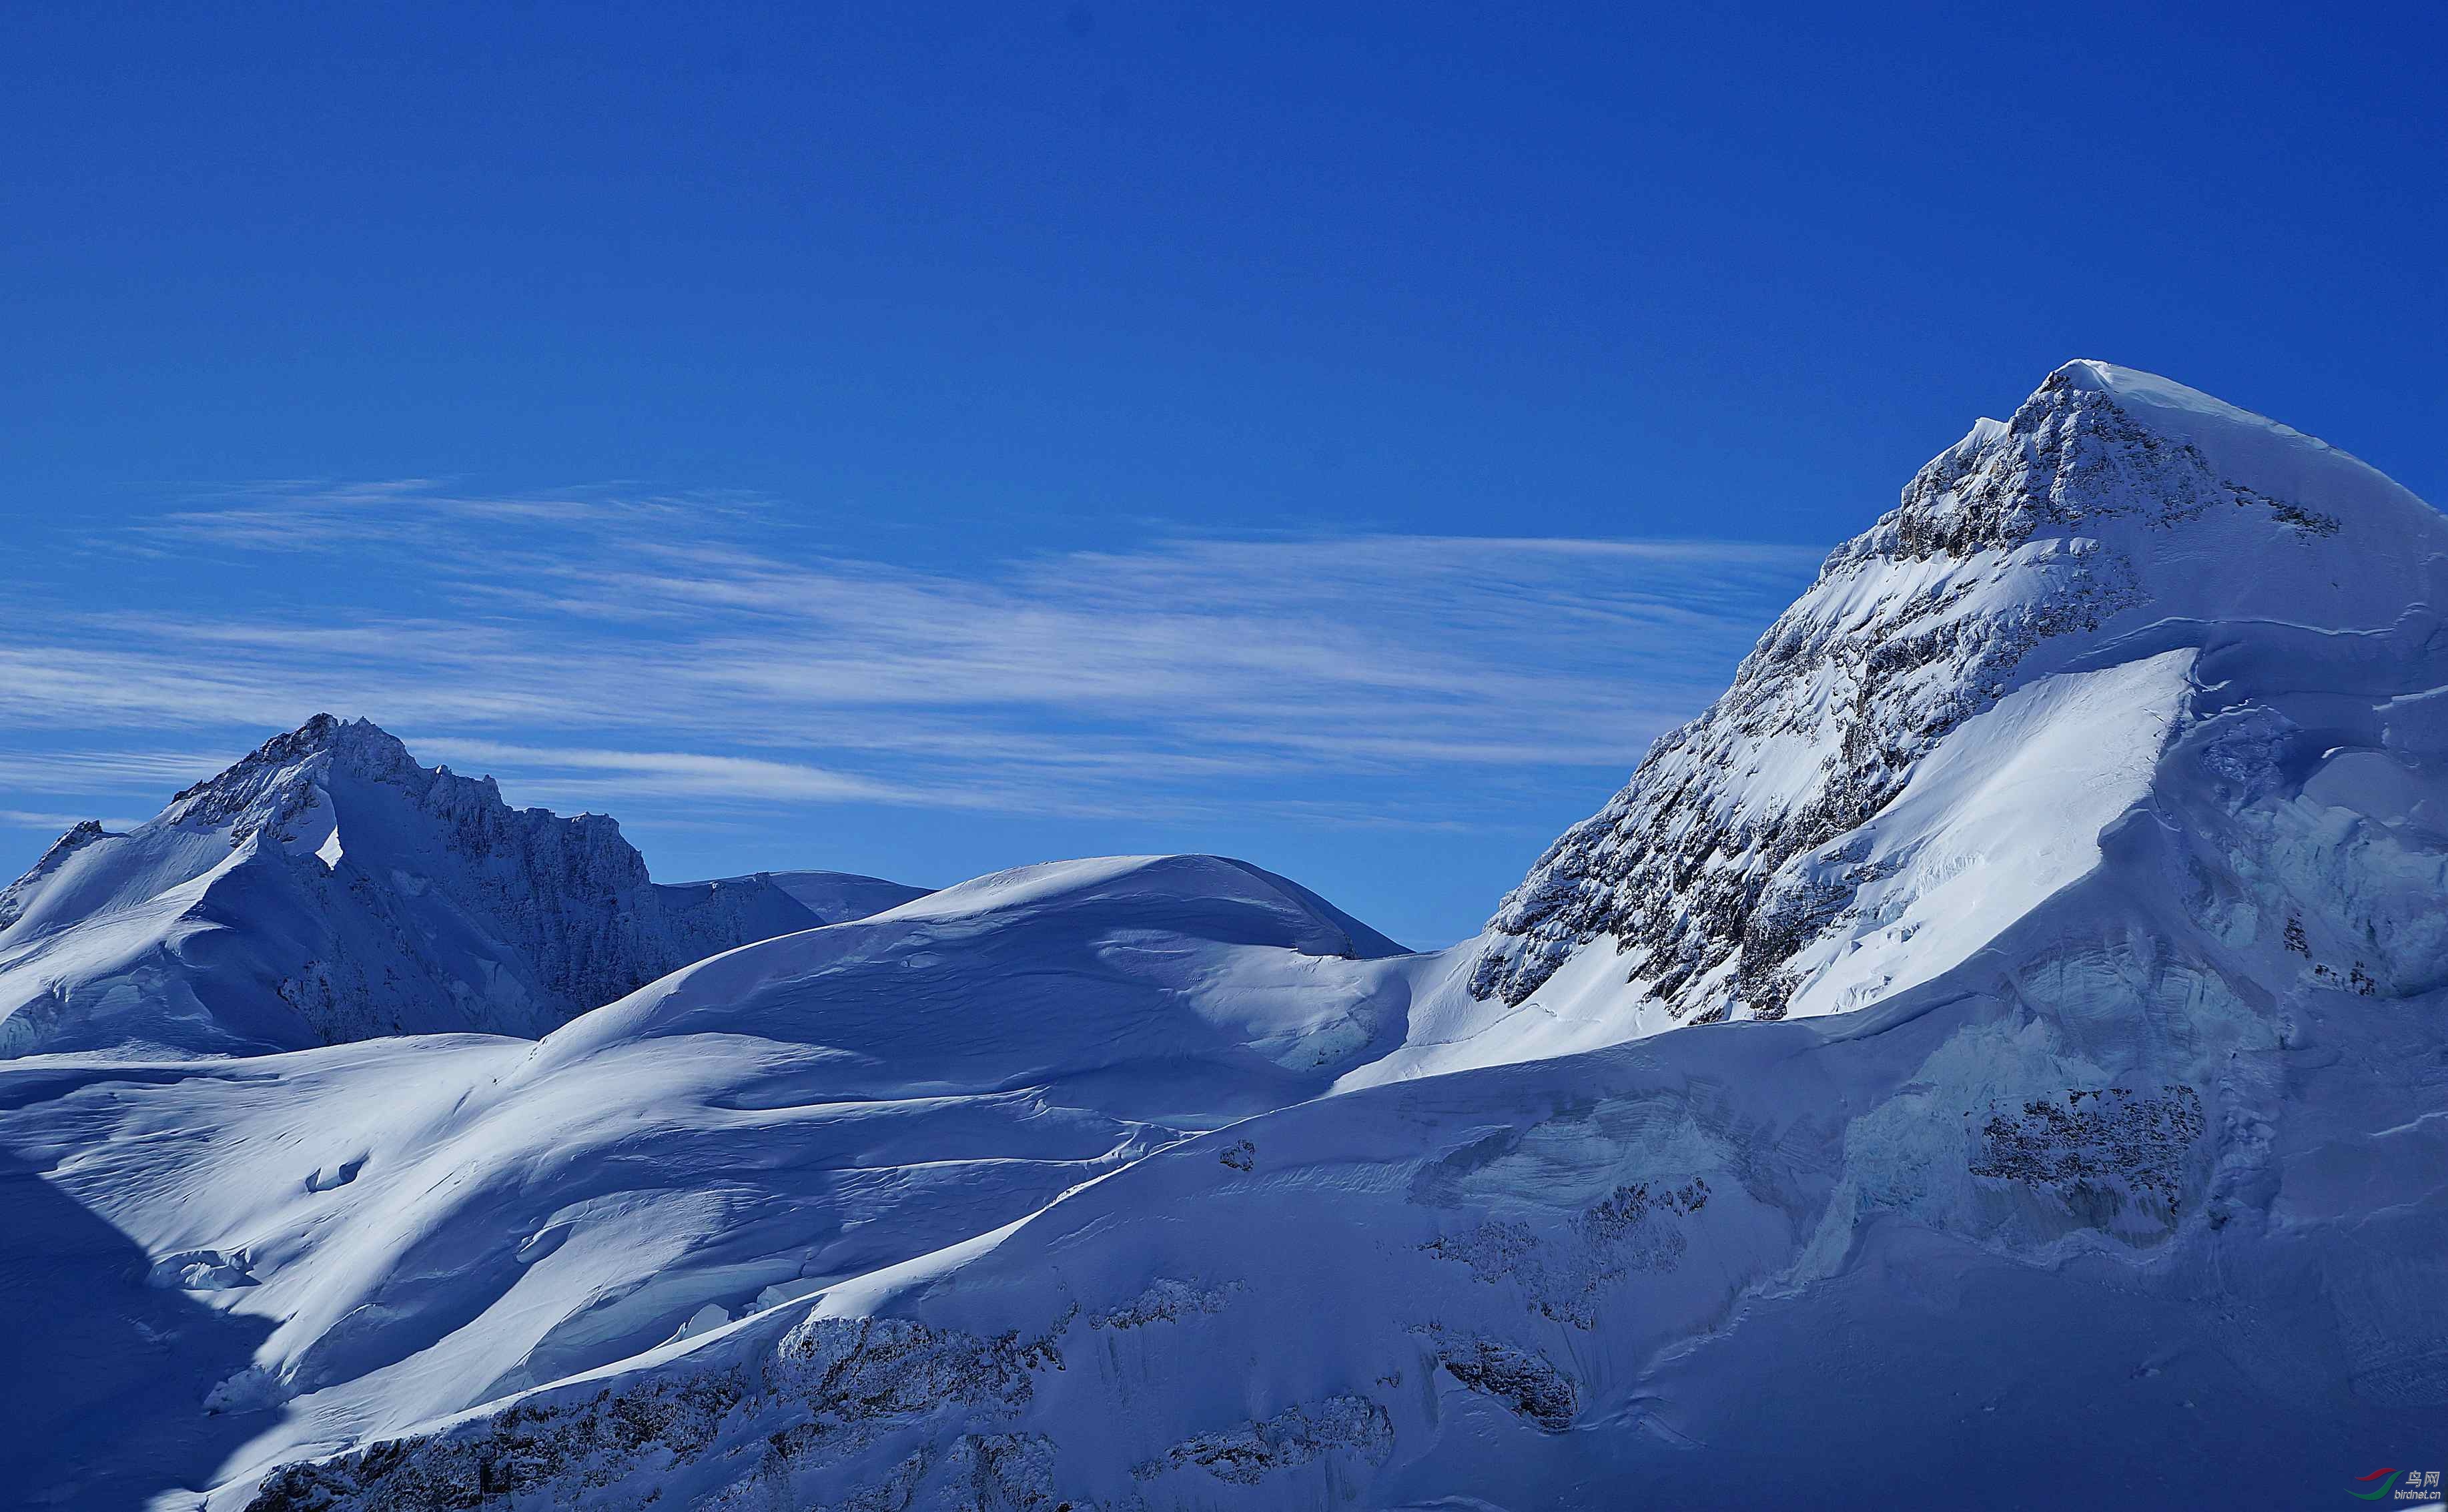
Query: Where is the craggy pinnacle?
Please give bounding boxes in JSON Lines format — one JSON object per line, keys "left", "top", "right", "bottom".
{"left": 1469, "top": 374, "right": 2303, "bottom": 1020}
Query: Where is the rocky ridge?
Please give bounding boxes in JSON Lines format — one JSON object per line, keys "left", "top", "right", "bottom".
{"left": 1469, "top": 361, "right": 2447, "bottom": 1023}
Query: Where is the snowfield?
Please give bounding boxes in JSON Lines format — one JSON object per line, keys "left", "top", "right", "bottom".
{"left": 3, "top": 362, "right": 2444, "bottom": 1510}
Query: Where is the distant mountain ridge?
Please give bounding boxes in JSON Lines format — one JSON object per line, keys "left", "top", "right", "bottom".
{"left": 0, "top": 715, "right": 926, "bottom": 1056}
{"left": 756, "top": 869, "right": 932, "bottom": 924}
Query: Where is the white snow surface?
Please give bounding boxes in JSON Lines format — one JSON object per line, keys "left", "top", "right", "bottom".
{"left": 3, "top": 364, "right": 2445, "bottom": 1511}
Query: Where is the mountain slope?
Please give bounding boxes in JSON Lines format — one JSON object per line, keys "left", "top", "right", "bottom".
{"left": 0, "top": 717, "right": 919, "bottom": 1056}
{"left": 0, "top": 854, "right": 1417, "bottom": 1509}
{"left": 244, "top": 933, "right": 2448, "bottom": 1511}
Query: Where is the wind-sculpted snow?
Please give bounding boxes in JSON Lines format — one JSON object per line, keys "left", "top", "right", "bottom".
{"left": 4, "top": 364, "right": 2446, "bottom": 1511}
{"left": 0, "top": 716, "right": 925, "bottom": 1055}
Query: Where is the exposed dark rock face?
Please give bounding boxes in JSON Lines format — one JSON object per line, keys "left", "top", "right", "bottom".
{"left": 1086, "top": 1277, "right": 1236, "bottom": 1332}
{"left": 1133, "top": 1394, "right": 1394, "bottom": 1485}
{"left": 246, "top": 1312, "right": 1068, "bottom": 1512}
{"left": 1970, "top": 1085, "right": 2206, "bottom": 1219}
{"left": 1421, "top": 1331, "right": 1580, "bottom": 1432}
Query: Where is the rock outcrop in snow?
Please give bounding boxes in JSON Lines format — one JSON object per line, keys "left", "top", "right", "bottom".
{"left": 0, "top": 715, "right": 920, "bottom": 1056}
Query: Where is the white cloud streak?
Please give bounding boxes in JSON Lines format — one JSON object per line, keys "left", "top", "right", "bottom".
{"left": 3, "top": 482, "right": 1821, "bottom": 825}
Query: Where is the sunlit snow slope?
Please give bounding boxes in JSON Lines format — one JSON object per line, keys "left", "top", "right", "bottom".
{"left": 2, "top": 363, "right": 2443, "bottom": 1512}
{"left": 0, "top": 853, "right": 1415, "bottom": 1509}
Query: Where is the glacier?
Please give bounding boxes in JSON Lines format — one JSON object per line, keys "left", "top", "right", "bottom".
{"left": 2, "top": 361, "right": 2444, "bottom": 1510}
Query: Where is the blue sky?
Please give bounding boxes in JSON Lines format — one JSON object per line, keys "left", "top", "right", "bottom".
{"left": 3, "top": 3, "right": 2441, "bottom": 946}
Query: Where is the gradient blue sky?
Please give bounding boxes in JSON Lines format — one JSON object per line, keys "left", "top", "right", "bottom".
{"left": 4, "top": 3, "right": 2441, "bottom": 945}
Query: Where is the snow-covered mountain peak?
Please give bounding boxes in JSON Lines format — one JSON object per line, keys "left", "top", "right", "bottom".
{"left": 176, "top": 711, "right": 406, "bottom": 782}
{"left": 154, "top": 713, "right": 590, "bottom": 860}
{"left": 0, "top": 720, "right": 920, "bottom": 1056}
{"left": 1870, "top": 360, "right": 2445, "bottom": 603}
{"left": 1467, "top": 362, "right": 2448, "bottom": 1034}
{"left": 168, "top": 713, "right": 408, "bottom": 805}
{"left": 2051, "top": 359, "right": 2437, "bottom": 530}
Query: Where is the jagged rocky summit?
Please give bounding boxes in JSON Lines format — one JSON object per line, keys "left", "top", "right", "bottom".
{"left": 1471, "top": 360, "right": 2448, "bottom": 1028}
{"left": 0, "top": 715, "right": 923, "bottom": 1056}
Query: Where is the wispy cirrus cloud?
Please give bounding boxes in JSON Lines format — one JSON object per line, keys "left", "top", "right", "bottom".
{"left": 132, "top": 479, "right": 769, "bottom": 552}
{"left": 3, "top": 480, "right": 1821, "bottom": 834}
{"left": 0, "top": 748, "right": 240, "bottom": 792}
{"left": 0, "top": 808, "right": 151, "bottom": 832}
